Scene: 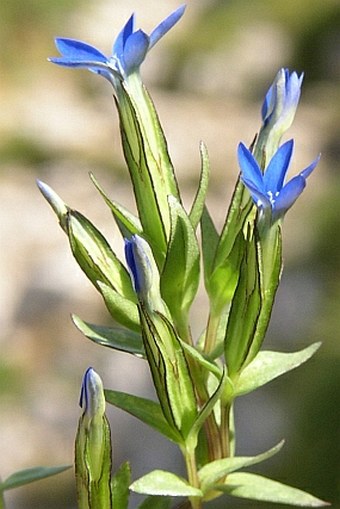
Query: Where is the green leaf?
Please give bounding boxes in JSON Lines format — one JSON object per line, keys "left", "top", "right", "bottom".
{"left": 201, "top": 206, "right": 219, "bottom": 284}
{"left": 111, "top": 462, "right": 131, "bottom": 509}
{"left": 0, "top": 465, "right": 71, "bottom": 492}
{"left": 217, "top": 472, "right": 329, "bottom": 506}
{"left": 198, "top": 441, "right": 284, "bottom": 492}
{"left": 130, "top": 470, "right": 203, "bottom": 497}
{"left": 224, "top": 230, "right": 261, "bottom": 376}
{"left": 235, "top": 342, "right": 321, "bottom": 396}
{"left": 90, "top": 173, "right": 142, "bottom": 238}
{"left": 160, "top": 196, "right": 200, "bottom": 329}
{"left": 67, "top": 210, "right": 135, "bottom": 299}
{"left": 189, "top": 141, "right": 210, "bottom": 230}
{"left": 104, "top": 389, "right": 182, "bottom": 444}
{"left": 206, "top": 178, "right": 253, "bottom": 315}
{"left": 179, "top": 340, "right": 221, "bottom": 379}
{"left": 72, "top": 314, "right": 144, "bottom": 357}
{"left": 188, "top": 369, "right": 228, "bottom": 447}
{"left": 98, "top": 282, "right": 140, "bottom": 331}
{"left": 138, "top": 495, "right": 171, "bottom": 509}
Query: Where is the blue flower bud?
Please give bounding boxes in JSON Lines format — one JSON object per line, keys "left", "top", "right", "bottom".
{"left": 75, "top": 368, "right": 112, "bottom": 509}
{"left": 256, "top": 68, "right": 304, "bottom": 161}
{"left": 124, "top": 234, "right": 168, "bottom": 315}
{"left": 79, "top": 367, "right": 106, "bottom": 425}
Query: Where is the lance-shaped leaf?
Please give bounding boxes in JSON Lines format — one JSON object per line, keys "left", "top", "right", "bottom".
{"left": 72, "top": 314, "right": 144, "bottom": 357}
{"left": 235, "top": 342, "right": 321, "bottom": 396}
{"left": 97, "top": 282, "right": 140, "bottom": 331}
{"left": 216, "top": 472, "right": 329, "bottom": 506}
{"left": 130, "top": 470, "right": 202, "bottom": 497}
{"left": 140, "top": 307, "right": 197, "bottom": 439}
{"left": 187, "top": 368, "right": 228, "bottom": 450}
{"left": 90, "top": 173, "right": 142, "bottom": 239}
{"left": 111, "top": 462, "right": 131, "bottom": 509}
{"left": 201, "top": 206, "right": 219, "bottom": 285}
{"left": 67, "top": 210, "right": 135, "bottom": 297}
{"left": 189, "top": 141, "right": 210, "bottom": 230}
{"left": 116, "top": 87, "right": 168, "bottom": 267}
{"left": 198, "top": 441, "right": 284, "bottom": 493}
{"left": 105, "top": 389, "right": 182, "bottom": 444}
{"left": 160, "top": 196, "right": 200, "bottom": 334}
{"left": 0, "top": 465, "right": 71, "bottom": 492}
{"left": 206, "top": 177, "right": 254, "bottom": 315}
{"left": 224, "top": 228, "right": 261, "bottom": 377}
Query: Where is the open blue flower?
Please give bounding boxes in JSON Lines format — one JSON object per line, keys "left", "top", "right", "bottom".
{"left": 238, "top": 139, "right": 320, "bottom": 223}
{"left": 49, "top": 5, "right": 185, "bottom": 80}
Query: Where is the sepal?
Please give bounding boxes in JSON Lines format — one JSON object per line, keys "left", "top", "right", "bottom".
{"left": 139, "top": 307, "right": 197, "bottom": 438}
{"left": 90, "top": 173, "right": 142, "bottom": 238}
{"left": 189, "top": 141, "right": 210, "bottom": 230}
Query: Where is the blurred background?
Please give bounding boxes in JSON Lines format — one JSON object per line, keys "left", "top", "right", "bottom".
{"left": 0, "top": 0, "right": 339, "bottom": 507}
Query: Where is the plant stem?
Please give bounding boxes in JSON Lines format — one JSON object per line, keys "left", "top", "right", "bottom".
{"left": 184, "top": 447, "right": 202, "bottom": 509}
{"left": 203, "top": 311, "right": 220, "bottom": 355}
{"left": 220, "top": 403, "right": 231, "bottom": 458}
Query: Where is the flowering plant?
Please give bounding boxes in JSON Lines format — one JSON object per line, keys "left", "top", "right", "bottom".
{"left": 1, "top": 5, "right": 329, "bottom": 509}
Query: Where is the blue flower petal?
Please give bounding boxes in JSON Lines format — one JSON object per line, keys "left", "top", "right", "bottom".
{"left": 54, "top": 38, "right": 108, "bottom": 63}
{"left": 272, "top": 175, "right": 306, "bottom": 220}
{"left": 261, "top": 80, "right": 277, "bottom": 124}
{"left": 149, "top": 5, "right": 186, "bottom": 49}
{"left": 113, "top": 14, "right": 135, "bottom": 63}
{"left": 300, "top": 154, "right": 320, "bottom": 179}
{"left": 241, "top": 177, "right": 272, "bottom": 211}
{"left": 263, "top": 139, "right": 293, "bottom": 194}
{"left": 238, "top": 142, "right": 265, "bottom": 193}
{"left": 122, "top": 30, "right": 150, "bottom": 74}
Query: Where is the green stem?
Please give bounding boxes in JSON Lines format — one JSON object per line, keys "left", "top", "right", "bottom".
{"left": 220, "top": 403, "right": 231, "bottom": 458}
{"left": 203, "top": 311, "right": 220, "bottom": 355}
{"left": 184, "top": 447, "right": 202, "bottom": 509}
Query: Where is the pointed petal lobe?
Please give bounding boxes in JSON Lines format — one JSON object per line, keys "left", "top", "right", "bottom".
{"left": 149, "top": 5, "right": 186, "bottom": 49}
{"left": 238, "top": 143, "right": 265, "bottom": 193}
{"left": 54, "top": 38, "right": 108, "bottom": 63}
{"left": 264, "top": 139, "right": 293, "bottom": 193}
{"left": 272, "top": 175, "right": 306, "bottom": 220}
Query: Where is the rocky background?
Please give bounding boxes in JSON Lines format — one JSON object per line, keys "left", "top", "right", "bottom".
{"left": 0, "top": 0, "right": 339, "bottom": 507}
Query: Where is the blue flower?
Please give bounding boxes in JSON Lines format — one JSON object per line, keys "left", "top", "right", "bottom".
{"left": 261, "top": 68, "right": 303, "bottom": 134}
{"left": 238, "top": 139, "right": 320, "bottom": 223}
{"left": 49, "top": 5, "right": 185, "bottom": 80}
